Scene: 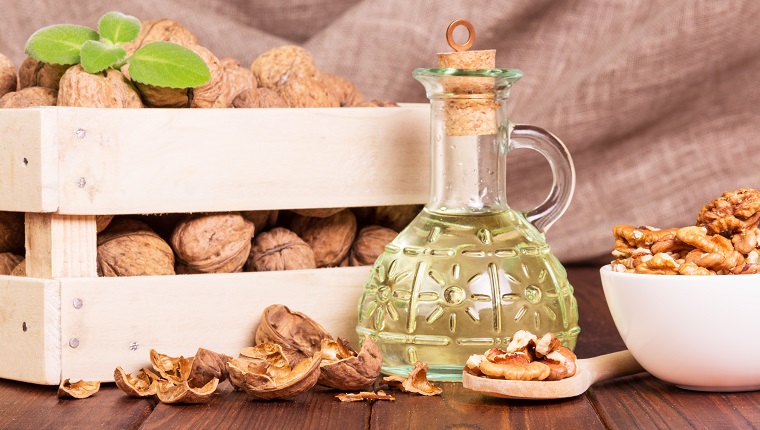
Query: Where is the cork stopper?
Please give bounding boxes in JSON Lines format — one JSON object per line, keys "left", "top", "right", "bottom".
{"left": 437, "top": 20, "right": 498, "bottom": 136}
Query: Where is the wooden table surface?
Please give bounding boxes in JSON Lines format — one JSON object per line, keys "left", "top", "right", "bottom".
{"left": 1, "top": 266, "right": 759, "bottom": 429}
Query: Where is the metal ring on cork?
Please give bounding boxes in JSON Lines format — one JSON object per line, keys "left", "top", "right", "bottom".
{"left": 446, "top": 19, "right": 475, "bottom": 52}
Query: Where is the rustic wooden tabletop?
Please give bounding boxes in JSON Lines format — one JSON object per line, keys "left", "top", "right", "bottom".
{"left": 1, "top": 266, "right": 759, "bottom": 429}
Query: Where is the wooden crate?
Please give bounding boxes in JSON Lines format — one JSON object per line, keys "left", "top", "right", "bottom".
{"left": 0, "top": 104, "right": 430, "bottom": 385}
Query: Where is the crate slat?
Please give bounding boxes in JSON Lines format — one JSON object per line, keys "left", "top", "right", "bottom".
{"left": 0, "top": 277, "right": 61, "bottom": 384}
{"left": 0, "top": 105, "right": 429, "bottom": 215}
{"left": 58, "top": 266, "right": 370, "bottom": 383}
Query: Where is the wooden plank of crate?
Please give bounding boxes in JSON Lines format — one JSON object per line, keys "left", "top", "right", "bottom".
{"left": 0, "top": 276, "right": 61, "bottom": 384}
{"left": 58, "top": 266, "right": 371, "bottom": 383}
{"left": 0, "top": 108, "right": 59, "bottom": 212}
{"left": 25, "top": 213, "right": 97, "bottom": 278}
{"left": 52, "top": 105, "right": 429, "bottom": 215}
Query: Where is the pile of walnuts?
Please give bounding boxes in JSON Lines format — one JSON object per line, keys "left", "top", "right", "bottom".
{"left": 0, "top": 16, "right": 413, "bottom": 278}
{"left": 0, "top": 205, "right": 418, "bottom": 277}
{"left": 611, "top": 188, "right": 760, "bottom": 275}
{"left": 0, "top": 18, "right": 397, "bottom": 109}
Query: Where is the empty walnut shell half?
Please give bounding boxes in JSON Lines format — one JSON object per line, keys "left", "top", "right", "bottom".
{"left": 58, "top": 379, "right": 101, "bottom": 399}
{"left": 150, "top": 349, "right": 194, "bottom": 385}
{"left": 187, "top": 348, "right": 232, "bottom": 389}
{"left": 227, "top": 348, "right": 321, "bottom": 400}
{"left": 156, "top": 378, "right": 219, "bottom": 404}
{"left": 318, "top": 334, "right": 382, "bottom": 391}
{"left": 255, "top": 304, "right": 333, "bottom": 365}
{"left": 114, "top": 366, "right": 161, "bottom": 397}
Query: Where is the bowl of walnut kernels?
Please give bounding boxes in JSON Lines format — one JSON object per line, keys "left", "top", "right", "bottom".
{"left": 601, "top": 188, "right": 760, "bottom": 392}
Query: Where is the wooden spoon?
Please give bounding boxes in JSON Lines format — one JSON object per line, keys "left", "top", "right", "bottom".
{"left": 461, "top": 350, "right": 645, "bottom": 400}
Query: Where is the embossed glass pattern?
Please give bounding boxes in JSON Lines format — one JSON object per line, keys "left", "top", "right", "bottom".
{"left": 357, "top": 69, "right": 580, "bottom": 381}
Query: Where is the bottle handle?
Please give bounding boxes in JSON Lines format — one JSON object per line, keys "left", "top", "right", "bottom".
{"left": 510, "top": 124, "right": 576, "bottom": 233}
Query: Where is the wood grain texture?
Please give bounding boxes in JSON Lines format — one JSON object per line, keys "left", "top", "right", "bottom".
{"left": 25, "top": 213, "right": 97, "bottom": 278}
{"left": 46, "top": 105, "right": 428, "bottom": 215}
{"left": 0, "top": 382, "right": 154, "bottom": 430}
{"left": 0, "top": 277, "right": 60, "bottom": 384}
{"left": 0, "top": 108, "right": 59, "bottom": 213}
{"left": 58, "top": 266, "right": 369, "bottom": 383}
{"left": 140, "top": 381, "right": 369, "bottom": 430}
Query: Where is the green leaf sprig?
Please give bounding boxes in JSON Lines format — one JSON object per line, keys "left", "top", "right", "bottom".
{"left": 24, "top": 12, "right": 211, "bottom": 88}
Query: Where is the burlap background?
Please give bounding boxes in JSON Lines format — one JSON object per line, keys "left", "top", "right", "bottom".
{"left": 2, "top": 0, "right": 758, "bottom": 263}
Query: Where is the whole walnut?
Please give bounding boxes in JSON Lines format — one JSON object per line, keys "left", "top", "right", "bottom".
{"left": 10, "top": 260, "right": 25, "bottom": 277}
{"left": 240, "top": 210, "right": 278, "bottom": 233}
{"left": 349, "top": 225, "right": 398, "bottom": 266}
{"left": 58, "top": 65, "right": 143, "bottom": 108}
{"left": 17, "top": 57, "right": 71, "bottom": 91}
{"left": 290, "top": 209, "right": 357, "bottom": 268}
{"left": 366, "top": 204, "right": 422, "bottom": 232}
{"left": 0, "top": 252, "right": 23, "bottom": 275}
{"left": 214, "top": 57, "right": 258, "bottom": 108}
{"left": 95, "top": 215, "right": 114, "bottom": 233}
{"left": 232, "top": 88, "right": 287, "bottom": 108}
{"left": 0, "top": 211, "right": 24, "bottom": 254}
{"left": 132, "top": 41, "right": 223, "bottom": 108}
{"left": 0, "top": 53, "right": 16, "bottom": 99}
{"left": 250, "top": 45, "right": 319, "bottom": 89}
{"left": 0, "top": 87, "right": 57, "bottom": 108}
{"left": 275, "top": 77, "right": 339, "bottom": 108}
{"left": 171, "top": 212, "right": 254, "bottom": 274}
{"left": 319, "top": 73, "right": 363, "bottom": 107}
{"left": 122, "top": 19, "right": 199, "bottom": 55}
{"left": 246, "top": 227, "right": 316, "bottom": 271}
{"left": 97, "top": 219, "right": 175, "bottom": 277}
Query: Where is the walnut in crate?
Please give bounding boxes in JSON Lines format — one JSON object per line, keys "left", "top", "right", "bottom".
{"left": 349, "top": 225, "right": 397, "bottom": 266}
{"left": 0, "top": 211, "right": 24, "bottom": 254}
{"left": 318, "top": 334, "right": 382, "bottom": 391}
{"left": 171, "top": 212, "right": 254, "bottom": 274}
{"left": 97, "top": 219, "right": 175, "bottom": 276}
{"left": 319, "top": 73, "right": 363, "bottom": 107}
{"left": 290, "top": 209, "right": 357, "bottom": 268}
{"left": 291, "top": 208, "right": 346, "bottom": 218}
{"left": 275, "top": 77, "right": 340, "bottom": 108}
{"left": 0, "top": 53, "right": 16, "bottom": 98}
{"left": 17, "top": 57, "right": 70, "bottom": 91}
{"left": 122, "top": 18, "right": 199, "bottom": 55}
{"left": 58, "top": 65, "right": 143, "bottom": 108}
{"left": 246, "top": 227, "right": 316, "bottom": 271}
{"left": 250, "top": 45, "right": 319, "bottom": 89}
{"left": 232, "top": 88, "right": 288, "bottom": 108}
{"left": 0, "top": 87, "right": 57, "bottom": 108}
{"left": 10, "top": 260, "right": 25, "bottom": 277}
{"left": 214, "top": 57, "right": 258, "bottom": 108}
{"left": 240, "top": 210, "right": 278, "bottom": 233}
{"left": 0, "top": 252, "right": 23, "bottom": 275}
{"left": 131, "top": 41, "right": 223, "bottom": 108}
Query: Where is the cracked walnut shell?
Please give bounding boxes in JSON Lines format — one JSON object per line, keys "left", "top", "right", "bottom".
{"left": 114, "top": 366, "right": 161, "bottom": 397}
{"left": 383, "top": 362, "right": 442, "bottom": 396}
{"left": 254, "top": 304, "right": 333, "bottom": 366}
{"left": 97, "top": 219, "right": 175, "bottom": 276}
{"left": 171, "top": 212, "right": 254, "bottom": 274}
{"left": 246, "top": 227, "right": 316, "bottom": 271}
{"left": 58, "top": 379, "right": 100, "bottom": 399}
{"left": 227, "top": 344, "right": 321, "bottom": 400}
{"left": 318, "top": 334, "right": 382, "bottom": 391}
{"left": 290, "top": 209, "right": 357, "bottom": 268}
{"left": 155, "top": 378, "right": 219, "bottom": 404}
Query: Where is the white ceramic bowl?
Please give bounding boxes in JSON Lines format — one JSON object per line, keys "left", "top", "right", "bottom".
{"left": 600, "top": 264, "right": 760, "bottom": 392}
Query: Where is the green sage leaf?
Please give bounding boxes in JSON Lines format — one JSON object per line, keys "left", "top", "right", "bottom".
{"left": 98, "top": 12, "right": 141, "bottom": 44}
{"left": 127, "top": 41, "right": 211, "bottom": 88}
{"left": 24, "top": 24, "right": 99, "bottom": 65}
{"left": 80, "top": 40, "right": 127, "bottom": 73}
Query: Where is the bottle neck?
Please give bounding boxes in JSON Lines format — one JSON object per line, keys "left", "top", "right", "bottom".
{"left": 427, "top": 98, "right": 510, "bottom": 214}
